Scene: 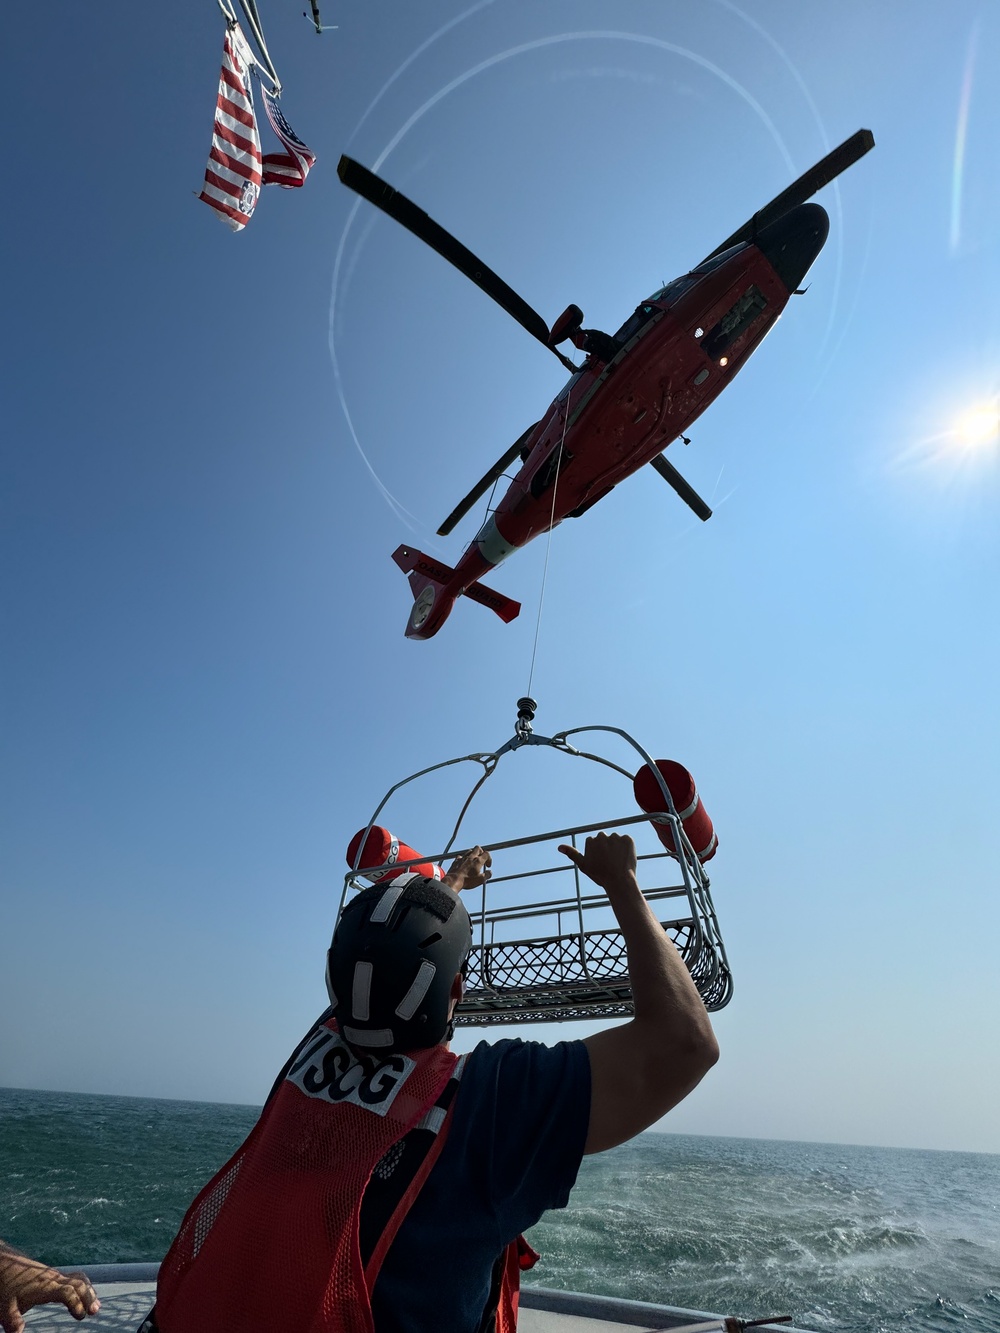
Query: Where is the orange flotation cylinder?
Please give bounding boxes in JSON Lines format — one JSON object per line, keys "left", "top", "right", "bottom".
{"left": 633, "top": 760, "right": 718, "bottom": 863}
{"left": 346, "top": 825, "right": 445, "bottom": 884}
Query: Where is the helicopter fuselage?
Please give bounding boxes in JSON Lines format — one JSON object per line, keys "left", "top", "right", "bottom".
{"left": 405, "top": 202, "right": 826, "bottom": 640}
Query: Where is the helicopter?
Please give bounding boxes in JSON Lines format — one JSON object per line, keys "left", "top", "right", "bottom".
{"left": 337, "top": 129, "right": 874, "bottom": 641}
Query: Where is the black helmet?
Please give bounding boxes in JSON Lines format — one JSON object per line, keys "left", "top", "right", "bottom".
{"left": 326, "top": 874, "right": 473, "bottom": 1052}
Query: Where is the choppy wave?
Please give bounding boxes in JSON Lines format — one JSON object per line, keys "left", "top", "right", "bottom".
{"left": 527, "top": 1135, "right": 1000, "bottom": 1333}
{"left": 0, "top": 1087, "right": 258, "bottom": 1267}
{"left": 1, "top": 1089, "right": 998, "bottom": 1333}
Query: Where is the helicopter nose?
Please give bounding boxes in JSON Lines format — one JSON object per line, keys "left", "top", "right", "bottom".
{"left": 755, "top": 202, "right": 829, "bottom": 292}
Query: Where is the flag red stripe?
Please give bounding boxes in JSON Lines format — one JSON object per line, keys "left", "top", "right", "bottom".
{"left": 220, "top": 64, "right": 248, "bottom": 97}
{"left": 262, "top": 155, "right": 300, "bottom": 176}
{"left": 211, "top": 145, "right": 262, "bottom": 184}
{"left": 263, "top": 167, "right": 301, "bottom": 178}
{"left": 203, "top": 167, "right": 245, "bottom": 201}
{"left": 218, "top": 92, "right": 255, "bottom": 130}
{"left": 199, "top": 190, "right": 250, "bottom": 227}
{"left": 213, "top": 121, "right": 261, "bottom": 160}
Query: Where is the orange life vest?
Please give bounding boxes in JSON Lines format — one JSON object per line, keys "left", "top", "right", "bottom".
{"left": 155, "top": 1016, "right": 531, "bottom": 1333}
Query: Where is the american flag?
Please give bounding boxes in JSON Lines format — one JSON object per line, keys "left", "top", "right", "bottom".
{"left": 200, "top": 26, "right": 317, "bottom": 230}
{"left": 261, "top": 88, "right": 316, "bottom": 189}
{"left": 199, "top": 26, "right": 262, "bottom": 231}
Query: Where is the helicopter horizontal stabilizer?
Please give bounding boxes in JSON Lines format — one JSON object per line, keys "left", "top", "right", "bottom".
{"left": 463, "top": 581, "right": 521, "bottom": 623}
{"left": 392, "top": 545, "right": 520, "bottom": 639}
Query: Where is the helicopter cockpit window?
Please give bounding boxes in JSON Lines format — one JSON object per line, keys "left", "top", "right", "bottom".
{"left": 614, "top": 303, "right": 659, "bottom": 343}
{"left": 615, "top": 276, "right": 697, "bottom": 343}
{"left": 700, "top": 283, "right": 768, "bottom": 359}
{"left": 691, "top": 243, "right": 744, "bottom": 276}
{"left": 648, "top": 275, "right": 696, "bottom": 304}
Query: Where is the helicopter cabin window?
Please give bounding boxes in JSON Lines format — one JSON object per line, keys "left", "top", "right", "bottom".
{"left": 700, "top": 283, "right": 768, "bottom": 359}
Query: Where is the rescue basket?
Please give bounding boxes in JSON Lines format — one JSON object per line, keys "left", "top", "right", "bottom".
{"left": 338, "top": 700, "right": 732, "bottom": 1025}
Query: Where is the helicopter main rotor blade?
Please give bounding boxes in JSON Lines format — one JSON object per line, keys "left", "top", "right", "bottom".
{"left": 700, "top": 128, "right": 875, "bottom": 265}
{"left": 437, "top": 424, "right": 538, "bottom": 537}
{"left": 338, "top": 157, "right": 576, "bottom": 370}
{"left": 650, "top": 454, "right": 713, "bottom": 522}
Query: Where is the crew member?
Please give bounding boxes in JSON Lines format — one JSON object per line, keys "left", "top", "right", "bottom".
{"left": 151, "top": 834, "right": 719, "bottom": 1333}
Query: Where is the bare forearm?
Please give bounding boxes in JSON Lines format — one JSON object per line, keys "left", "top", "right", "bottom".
{"left": 564, "top": 832, "right": 718, "bottom": 1153}
{"left": 582, "top": 874, "right": 718, "bottom": 1152}
{"left": 608, "top": 870, "right": 716, "bottom": 1049}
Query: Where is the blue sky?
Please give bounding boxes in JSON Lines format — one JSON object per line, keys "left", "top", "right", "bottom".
{"left": 1, "top": 0, "right": 998, "bottom": 1154}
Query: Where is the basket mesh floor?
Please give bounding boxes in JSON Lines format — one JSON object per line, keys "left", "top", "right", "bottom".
{"left": 458, "top": 917, "right": 730, "bottom": 1025}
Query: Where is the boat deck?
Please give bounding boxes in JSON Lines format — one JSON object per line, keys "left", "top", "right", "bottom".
{"left": 23, "top": 1265, "right": 811, "bottom": 1333}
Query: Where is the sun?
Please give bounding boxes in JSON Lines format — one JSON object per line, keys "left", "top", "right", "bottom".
{"left": 887, "top": 390, "right": 1000, "bottom": 485}
{"left": 952, "top": 402, "right": 999, "bottom": 451}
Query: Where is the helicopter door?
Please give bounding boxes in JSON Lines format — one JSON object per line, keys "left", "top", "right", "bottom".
{"left": 529, "top": 445, "right": 574, "bottom": 499}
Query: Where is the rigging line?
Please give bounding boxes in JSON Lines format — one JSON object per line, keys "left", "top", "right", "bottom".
{"left": 217, "top": 0, "right": 281, "bottom": 93}
{"left": 234, "top": 0, "right": 281, "bottom": 89}
{"left": 526, "top": 387, "right": 573, "bottom": 700}
{"left": 250, "top": 61, "right": 281, "bottom": 95}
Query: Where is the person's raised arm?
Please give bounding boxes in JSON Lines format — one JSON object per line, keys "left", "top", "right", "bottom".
{"left": 559, "top": 833, "right": 719, "bottom": 1155}
{"left": 0, "top": 1242, "right": 100, "bottom": 1333}
{"left": 444, "top": 845, "right": 492, "bottom": 893}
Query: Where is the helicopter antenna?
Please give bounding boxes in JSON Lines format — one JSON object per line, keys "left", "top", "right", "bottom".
{"left": 304, "top": 0, "right": 335, "bottom": 32}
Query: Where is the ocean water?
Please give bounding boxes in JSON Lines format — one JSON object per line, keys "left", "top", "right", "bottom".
{"left": 1, "top": 1087, "right": 998, "bottom": 1333}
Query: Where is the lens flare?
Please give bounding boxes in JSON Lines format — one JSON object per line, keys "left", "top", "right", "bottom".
{"left": 950, "top": 20, "right": 980, "bottom": 254}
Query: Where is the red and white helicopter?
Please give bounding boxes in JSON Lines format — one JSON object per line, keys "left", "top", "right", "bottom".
{"left": 338, "top": 129, "right": 874, "bottom": 641}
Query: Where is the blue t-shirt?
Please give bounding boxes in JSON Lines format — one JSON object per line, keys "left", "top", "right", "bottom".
{"left": 370, "top": 1037, "right": 591, "bottom": 1333}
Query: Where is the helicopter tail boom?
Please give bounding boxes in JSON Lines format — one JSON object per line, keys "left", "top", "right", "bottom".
{"left": 392, "top": 545, "right": 520, "bottom": 640}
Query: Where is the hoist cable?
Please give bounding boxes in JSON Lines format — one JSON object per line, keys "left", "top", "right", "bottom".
{"left": 525, "top": 386, "right": 573, "bottom": 699}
